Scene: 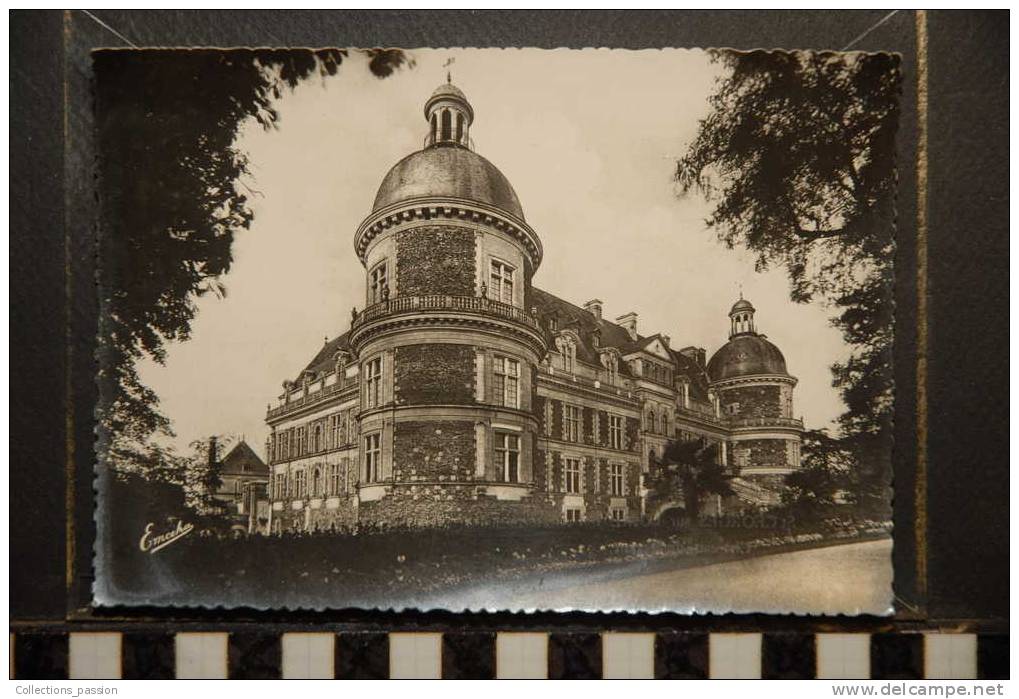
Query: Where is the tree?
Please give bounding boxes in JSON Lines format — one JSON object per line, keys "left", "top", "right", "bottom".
{"left": 782, "top": 429, "right": 853, "bottom": 515}
{"left": 652, "top": 439, "right": 734, "bottom": 522}
{"left": 675, "top": 51, "right": 898, "bottom": 483}
{"left": 180, "top": 435, "right": 239, "bottom": 516}
{"left": 94, "top": 49, "right": 409, "bottom": 473}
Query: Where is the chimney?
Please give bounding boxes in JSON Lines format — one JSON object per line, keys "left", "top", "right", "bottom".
{"left": 616, "top": 312, "right": 639, "bottom": 340}
{"left": 583, "top": 299, "right": 603, "bottom": 321}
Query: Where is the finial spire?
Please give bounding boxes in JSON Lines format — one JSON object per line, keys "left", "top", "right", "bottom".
{"left": 443, "top": 56, "right": 455, "bottom": 85}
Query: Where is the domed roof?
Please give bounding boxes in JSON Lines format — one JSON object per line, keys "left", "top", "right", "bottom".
{"left": 424, "top": 82, "right": 474, "bottom": 120}
{"left": 707, "top": 333, "right": 789, "bottom": 382}
{"left": 730, "top": 298, "right": 755, "bottom": 313}
{"left": 372, "top": 147, "right": 525, "bottom": 220}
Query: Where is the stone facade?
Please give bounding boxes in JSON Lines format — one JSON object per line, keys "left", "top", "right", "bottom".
{"left": 260, "top": 81, "right": 805, "bottom": 534}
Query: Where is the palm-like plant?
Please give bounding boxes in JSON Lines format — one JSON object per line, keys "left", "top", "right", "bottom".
{"left": 653, "top": 439, "right": 735, "bottom": 522}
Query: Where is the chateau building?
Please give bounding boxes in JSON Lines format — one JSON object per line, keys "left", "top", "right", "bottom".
{"left": 207, "top": 439, "right": 270, "bottom": 532}
{"left": 262, "top": 81, "right": 804, "bottom": 533}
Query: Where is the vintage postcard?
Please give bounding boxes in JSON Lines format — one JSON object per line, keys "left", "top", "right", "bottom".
{"left": 94, "top": 47, "right": 897, "bottom": 613}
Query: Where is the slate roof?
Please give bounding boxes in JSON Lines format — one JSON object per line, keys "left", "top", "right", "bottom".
{"left": 295, "top": 331, "right": 352, "bottom": 383}
{"left": 531, "top": 287, "right": 712, "bottom": 400}
{"left": 220, "top": 440, "right": 268, "bottom": 477}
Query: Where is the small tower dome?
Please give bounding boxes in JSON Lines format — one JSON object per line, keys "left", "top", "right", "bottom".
{"left": 424, "top": 77, "right": 474, "bottom": 148}
{"left": 729, "top": 296, "right": 756, "bottom": 337}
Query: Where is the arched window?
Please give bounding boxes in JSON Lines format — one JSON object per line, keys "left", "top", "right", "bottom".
{"left": 313, "top": 425, "right": 321, "bottom": 452}
{"left": 312, "top": 468, "right": 321, "bottom": 498}
{"left": 648, "top": 410, "right": 657, "bottom": 433}
{"left": 441, "top": 109, "right": 452, "bottom": 140}
{"left": 430, "top": 113, "right": 437, "bottom": 142}
{"left": 456, "top": 113, "right": 464, "bottom": 142}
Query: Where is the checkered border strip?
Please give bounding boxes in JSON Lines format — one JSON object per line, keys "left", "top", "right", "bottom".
{"left": 9, "top": 630, "right": 1008, "bottom": 679}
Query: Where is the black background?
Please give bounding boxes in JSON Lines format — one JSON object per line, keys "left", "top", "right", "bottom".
{"left": 10, "top": 10, "right": 1007, "bottom": 629}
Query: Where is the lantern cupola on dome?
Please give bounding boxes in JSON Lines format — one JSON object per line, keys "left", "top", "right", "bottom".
{"left": 424, "top": 75, "right": 474, "bottom": 148}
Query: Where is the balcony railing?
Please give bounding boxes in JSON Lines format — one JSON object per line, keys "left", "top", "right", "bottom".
{"left": 351, "top": 294, "right": 540, "bottom": 331}
{"left": 728, "top": 416, "right": 804, "bottom": 429}
{"left": 674, "top": 403, "right": 725, "bottom": 426}
{"left": 267, "top": 379, "right": 353, "bottom": 419}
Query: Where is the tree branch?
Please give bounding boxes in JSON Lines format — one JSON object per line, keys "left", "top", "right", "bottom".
{"left": 794, "top": 227, "right": 845, "bottom": 241}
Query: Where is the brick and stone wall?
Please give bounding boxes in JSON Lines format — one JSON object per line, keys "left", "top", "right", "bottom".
{"left": 721, "top": 384, "right": 782, "bottom": 419}
{"left": 736, "top": 438, "right": 791, "bottom": 469}
{"left": 393, "top": 419, "right": 476, "bottom": 482}
{"left": 395, "top": 344, "right": 476, "bottom": 405}
{"left": 396, "top": 226, "right": 476, "bottom": 296}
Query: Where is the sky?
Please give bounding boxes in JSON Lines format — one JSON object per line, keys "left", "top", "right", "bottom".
{"left": 138, "top": 48, "right": 850, "bottom": 455}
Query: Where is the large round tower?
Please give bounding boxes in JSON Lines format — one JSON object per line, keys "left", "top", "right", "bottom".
{"left": 707, "top": 298, "right": 803, "bottom": 502}
{"left": 348, "top": 81, "right": 551, "bottom": 527}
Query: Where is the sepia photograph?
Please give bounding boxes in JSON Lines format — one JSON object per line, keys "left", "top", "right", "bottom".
{"left": 93, "top": 46, "right": 898, "bottom": 614}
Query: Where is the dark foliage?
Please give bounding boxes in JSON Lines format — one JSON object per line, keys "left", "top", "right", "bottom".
{"left": 676, "top": 51, "right": 899, "bottom": 499}
{"left": 94, "top": 49, "right": 409, "bottom": 473}
{"left": 101, "top": 516, "right": 886, "bottom": 608}
{"left": 651, "top": 439, "right": 734, "bottom": 521}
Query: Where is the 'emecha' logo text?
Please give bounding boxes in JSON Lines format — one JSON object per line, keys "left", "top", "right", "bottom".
{"left": 139, "top": 520, "right": 194, "bottom": 554}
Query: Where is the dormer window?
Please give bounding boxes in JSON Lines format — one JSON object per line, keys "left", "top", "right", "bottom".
{"left": 600, "top": 350, "right": 619, "bottom": 384}
{"left": 555, "top": 334, "right": 576, "bottom": 373}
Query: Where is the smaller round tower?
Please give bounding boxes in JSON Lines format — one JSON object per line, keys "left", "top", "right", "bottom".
{"left": 707, "top": 297, "right": 803, "bottom": 503}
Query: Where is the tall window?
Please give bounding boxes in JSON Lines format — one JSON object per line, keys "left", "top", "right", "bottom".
{"left": 456, "top": 113, "right": 464, "bottom": 142}
{"left": 648, "top": 410, "right": 657, "bottom": 433}
{"left": 364, "top": 433, "right": 382, "bottom": 483}
{"left": 313, "top": 425, "right": 322, "bottom": 452}
{"left": 369, "top": 261, "right": 388, "bottom": 304}
{"left": 329, "top": 463, "right": 341, "bottom": 495}
{"left": 609, "top": 415, "right": 624, "bottom": 450}
{"left": 563, "top": 405, "right": 580, "bottom": 442}
{"left": 609, "top": 463, "right": 625, "bottom": 496}
{"left": 295, "top": 470, "right": 306, "bottom": 498}
{"left": 328, "top": 414, "right": 339, "bottom": 449}
{"left": 564, "top": 457, "right": 581, "bottom": 493}
{"left": 365, "top": 357, "right": 383, "bottom": 408}
{"left": 493, "top": 356, "right": 520, "bottom": 408}
{"left": 489, "top": 259, "right": 515, "bottom": 304}
{"left": 312, "top": 468, "right": 322, "bottom": 497}
{"left": 565, "top": 508, "right": 582, "bottom": 523}
{"left": 495, "top": 432, "right": 520, "bottom": 483}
